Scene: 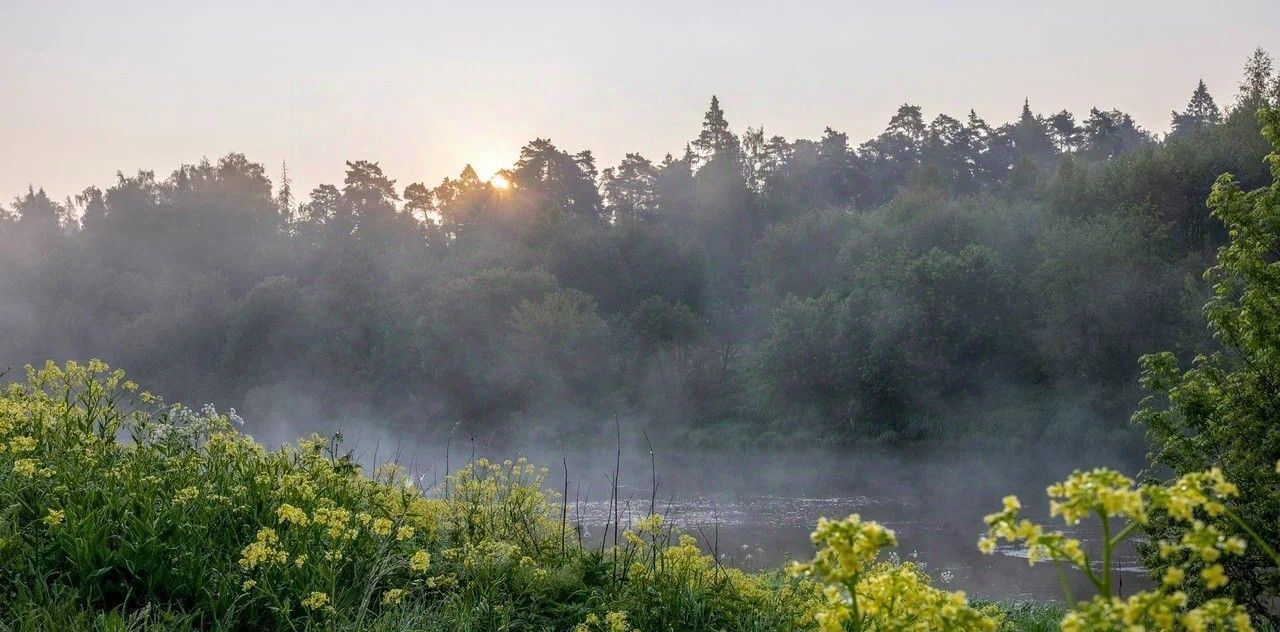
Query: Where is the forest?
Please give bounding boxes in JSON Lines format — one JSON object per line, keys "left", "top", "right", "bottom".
{"left": 2, "top": 50, "right": 1280, "bottom": 451}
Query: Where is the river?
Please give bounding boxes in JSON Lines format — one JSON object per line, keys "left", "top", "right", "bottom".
{"left": 554, "top": 447, "right": 1150, "bottom": 600}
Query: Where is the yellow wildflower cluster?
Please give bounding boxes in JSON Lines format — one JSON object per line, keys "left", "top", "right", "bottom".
{"left": 380, "top": 588, "right": 407, "bottom": 606}
{"left": 794, "top": 514, "right": 997, "bottom": 632}
{"left": 300, "top": 591, "right": 330, "bottom": 610}
{"left": 1061, "top": 594, "right": 1252, "bottom": 632}
{"left": 43, "top": 508, "right": 65, "bottom": 527}
{"left": 276, "top": 503, "right": 309, "bottom": 526}
{"left": 1047, "top": 468, "right": 1146, "bottom": 524}
{"left": 856, "top": 563, "right": 998, "bottom": 632}
{"left": 573, "top": 611, "right": 636, "bottom": 632}
{"left": 239, "top": 528, "right": 288, "bottom": 570}
{"left": 446, "top": 457, "right": 555, "bottom": 546}
{"left": 13, "top": 458, "right": 37, "bottom": 477}
{"left": 173, "top": 486, "right": 200, "bottom": 504}
{"left": 1147, "top": 468, "right": 1239, "bottom": 522}
{"left": 1159, "top": 520, "right": 1246, "bottom": 565}
{"left": 312, "top": 506, "right": 357, "bottom": 541}
{"left": 980, "top": 495, "right": 1087, "bottom": 566}
{"left": 8, "top": 435, "right": 36, "bottom": 453}
{"left": 623, "top": 513, "right": 665, "bottom": 547}
{"left": 793, "top": 513, "right": 897, "bottom": 584}
{"left": 273, "top": 472, "right": 318, "bottom": 501}
{"left": 634, "top": 513, "right": 664, "bottom": 535}
{"left": 409, "top": 549, "right": 431, "bottom": 573}
{"left": 980, "top": 467, "right": 1259, "bottom": 631}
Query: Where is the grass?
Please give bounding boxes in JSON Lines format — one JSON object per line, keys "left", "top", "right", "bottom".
{"left": 981, "top": 601, "right": 1068, "bottom": 632}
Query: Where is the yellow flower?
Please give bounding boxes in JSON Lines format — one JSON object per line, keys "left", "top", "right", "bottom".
{"left": 410, "top": 549, "right": 431, "bottom": 573}
{"left": 396, "top": 525, "right": 415, "bottom": 541}
{"left": 312, "top": 507, "right": 352, "bottom": 538}
{"left": 371, "top": 517, "right": 393, "bottom": 537}
{"left": 43, "top": 508, "right": 65, "bottom": 527}
{"left": 635, "top": 513, "right": 664, "bottom": 535}
{"left": 8, "top": 435, "right": 36, "bottom": 453}
{"left": 301, "top": 591, "right": 330, "bottom": 610}
{"left": 381, "top": 588, "right": 407, "bottom": 605}
{"left": 277, "top": 503, "right": 309, "bottom": 526}
{"left": 241, "top": 579, "right": 257, "bottom": 591}
{"left": 1162, "top": 567, "right": 1185, "bottom": 588}
{"left": 13, "top": 459, "right": 36, "bottom": 477}
{"left": 239, "top": 528, "right": 287, "bottom": 570}
{"left": 604, "top": 611, "right": 631, "bottom": 632}
{"left": 1202, "top": 564, "right": 1228, "bottom": 589}
{"left": 1001, "top": 495, "right": 1020, "bottom": 512}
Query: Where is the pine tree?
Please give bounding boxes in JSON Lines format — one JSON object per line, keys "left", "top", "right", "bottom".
{"left": 1046, "top": 110, "right": 1081, "bottom": 151}
{"left": 11, "top": 185, "right": 65, "bottom": 238}
{"left": 692, "top": 96, "right": 738, "bottom": 164}
{"left": 887, "top": 104, "right": 926, "bottom": 143}
{"left": 275, "top": 161, "right": 294, "bottom": 220}
{"left": 1171, "top": 80, "right": 1223, "bottom": 137}
{"left": 1008, "top": 98, "right": 1056, "bottom": 161}
{"left": 1236, "top": 47, "right": 1274, "bottom": 109}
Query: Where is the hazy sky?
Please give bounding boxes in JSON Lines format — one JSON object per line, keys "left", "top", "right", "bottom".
{"left": 3, "top": 0, "right": 1278, "bottom": 204}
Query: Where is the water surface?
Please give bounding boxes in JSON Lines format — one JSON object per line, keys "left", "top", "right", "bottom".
{"left": 554, "top": 448, "right": 1150, "bottom": 600}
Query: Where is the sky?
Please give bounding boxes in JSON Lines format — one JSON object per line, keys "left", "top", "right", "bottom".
{"left": 2, "top": 0, "right": 1279, "bottom": 204}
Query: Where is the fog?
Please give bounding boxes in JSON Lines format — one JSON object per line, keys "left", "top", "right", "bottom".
{"left": 249, "top": 411, "right": 1148, "bottom": 598}
{"left": 2, "top": 48, "right": 1278, "bottom": 596}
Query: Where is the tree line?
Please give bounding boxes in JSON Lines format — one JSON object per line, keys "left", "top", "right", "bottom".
{"left": 3, "top": 49, "right": 1279, "bottom": 448}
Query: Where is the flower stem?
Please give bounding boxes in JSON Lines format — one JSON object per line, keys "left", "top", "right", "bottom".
{"left": 1100, "top": 514, "right": 1113, "bottom": 596}
{"left": 1223, "top": 508, "right": 1280, "bottom": 567}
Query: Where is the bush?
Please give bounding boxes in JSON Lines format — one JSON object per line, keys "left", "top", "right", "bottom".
{"left": 0, "top": 360, "right": 822, "bottom": 630}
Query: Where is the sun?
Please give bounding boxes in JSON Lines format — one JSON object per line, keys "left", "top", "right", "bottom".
{"left": 490, "top": 174, "right": 510, "bottom": 190}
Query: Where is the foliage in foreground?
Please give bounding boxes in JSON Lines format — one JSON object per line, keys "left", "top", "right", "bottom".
{"left": 1134, "top": 105, "right": 1280, "bottom": 614}
{"left": 0, "top": 359, "right": 1025, "bottom": 631}
{"left": 3, "top": 362, "right": 1277, "bottom": 632}
{"left": 0, "top": 359, "right": 837, "bottom": 631}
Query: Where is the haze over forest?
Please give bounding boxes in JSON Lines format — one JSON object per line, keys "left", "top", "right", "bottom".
{"left": 4, "top": 47, "right": 1280, "bottom": 452}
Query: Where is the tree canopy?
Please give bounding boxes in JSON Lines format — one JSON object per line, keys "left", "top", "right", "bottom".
{"left": 2, "top": 50, "right": 1278, "bottom": 450}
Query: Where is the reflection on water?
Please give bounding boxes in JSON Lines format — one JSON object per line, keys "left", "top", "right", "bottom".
{"left": 552, "top": 447, "right": 1151, "bottom": 600}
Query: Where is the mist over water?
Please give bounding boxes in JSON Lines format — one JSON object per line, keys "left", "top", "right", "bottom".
{"left": 533, "top": 447, "right": 1151, "bottom": 599}
{"left": 250, "top": 408, "right": 1150, "bottom": 599}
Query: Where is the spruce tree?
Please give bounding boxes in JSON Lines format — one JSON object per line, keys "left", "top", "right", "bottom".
{"left": 275, "top": 161, "right": 294, "bottom": 219}
{"left": 1236, "top": 47, "right": 1274, "bottom": 110}
{"left": 1171, "top": 80, "right": 1223, "bottom": 136}
{"left": 692, "top": 96, "right": 738, "bottom": 164}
